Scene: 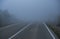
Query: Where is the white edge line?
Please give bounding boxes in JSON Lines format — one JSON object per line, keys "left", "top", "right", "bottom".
{"left": 43, "top": 22, "right": 55, "bottom": 39}
{"left": 8, "top": 23, "right": 32, "bottom": 39}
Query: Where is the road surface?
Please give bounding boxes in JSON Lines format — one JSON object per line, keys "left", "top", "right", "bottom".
{"left": 0, "top": 22, "right": 58, "bottom": 39}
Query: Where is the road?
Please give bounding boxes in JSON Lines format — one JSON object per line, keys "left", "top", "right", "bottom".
{"left": 0, "top": 22, "right": 57, "bottom": 39}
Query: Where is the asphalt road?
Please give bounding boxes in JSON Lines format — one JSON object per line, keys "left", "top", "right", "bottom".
{"left": 9, "top": 23, "right": 55, "bottom": 39}
{"left": 0, "top": 22, "right": 28, "bottom": 39}
{"left": 0, "top": 22, "right": 57, "bottom": 39}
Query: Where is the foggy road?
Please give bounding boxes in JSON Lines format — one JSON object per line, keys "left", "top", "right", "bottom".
{"left": 0, "top": 22, "right": 57, "bottom": 39}
{"left": 0, "top": 0, "right": 59, "bottom": 39}
{"left": 0, "top": 22, "right": 28, "bottom": 39}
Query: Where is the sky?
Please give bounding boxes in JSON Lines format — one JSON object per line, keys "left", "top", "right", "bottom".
{"left": 0, "top": 0, "right": 59, "bottom": 22}
{"left": 0, "top": 0, "right": 2, "bottom": 9}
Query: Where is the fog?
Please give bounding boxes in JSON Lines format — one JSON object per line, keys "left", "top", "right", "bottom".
{"left": 1, "top": 0, "right": 59, "bottom": 22}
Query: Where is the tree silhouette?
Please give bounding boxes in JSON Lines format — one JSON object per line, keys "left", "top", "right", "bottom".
{"left": 0, "top": 10, "right": 21, "bottom": 27}
{"left": 0, "top": 10, "right": 2, "bottom": 27}
{"left": 0, "top": 10, "right": 11, "bottom": 27}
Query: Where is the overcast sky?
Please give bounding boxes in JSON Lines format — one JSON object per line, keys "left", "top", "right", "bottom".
{"left": 0, "top": 0, "right": 59, "bottom": 22}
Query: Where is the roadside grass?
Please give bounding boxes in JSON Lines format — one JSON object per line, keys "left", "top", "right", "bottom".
{"left": 46, "top": 23, "right": 60, "bottom": 39}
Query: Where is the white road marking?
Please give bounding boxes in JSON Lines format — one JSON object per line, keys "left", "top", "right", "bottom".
{"left": 0, "top": 23, "right": 20, "bottom": 30}
{"left": 43, "top": 22, "right": 55, "bottom": 39}
{"left": 8, "top": 23, "right": 32, "bottom": 39}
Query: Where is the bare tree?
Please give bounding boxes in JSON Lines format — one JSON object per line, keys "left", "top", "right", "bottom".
{"left": 57, "top": 0, "right": 60, "bottom": 26}
{"left": 0, "top": 10, "right": 2, "bottom": 27}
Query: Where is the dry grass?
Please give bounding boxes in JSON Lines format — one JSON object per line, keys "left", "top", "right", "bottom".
{"left": 50, "top": 26, "right": 60, "bottom": 39}
{"left": 46, "top": 23, "right": 60, "bottom": 39}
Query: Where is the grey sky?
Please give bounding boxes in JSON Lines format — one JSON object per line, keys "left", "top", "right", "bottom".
{"left": 1, "top": 0, "right": 59, "bottom": 22}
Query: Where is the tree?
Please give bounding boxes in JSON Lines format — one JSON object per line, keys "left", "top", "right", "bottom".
{"left": 57, "top": 0, "right": 60, "bottom": 26}
{"left": 57, "top": 15, "right": 60, "bottom": 26}
{"left": 0, "top": 10, "right": 2, "bottom": 27}
{"left": 0, "top": 10, "right": 11, "bottom": 27}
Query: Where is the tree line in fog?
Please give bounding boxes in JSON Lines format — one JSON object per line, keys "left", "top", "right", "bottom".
{"left": 0, "top": 10, "right": 23, "bottom": 27}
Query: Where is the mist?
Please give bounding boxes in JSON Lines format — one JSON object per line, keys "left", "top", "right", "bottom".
{"left": 1, "top": 0, "right": 59, "bottom": 22}
{"left": 0, "top": 0, "right": 60, "bottom": 39}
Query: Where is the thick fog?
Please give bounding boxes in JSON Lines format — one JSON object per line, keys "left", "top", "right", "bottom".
{"left": 1, "top": 0, "right": 59, "bottom": 22}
